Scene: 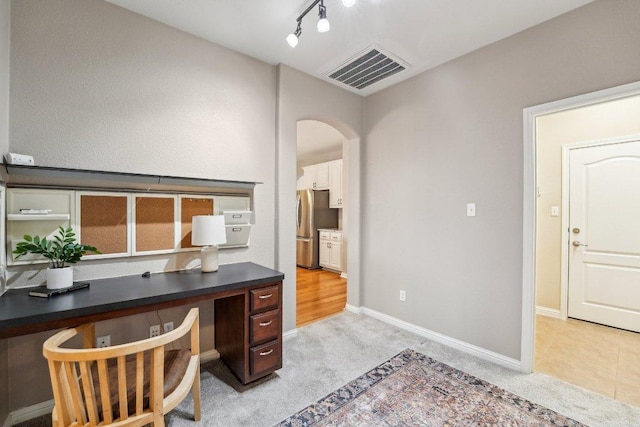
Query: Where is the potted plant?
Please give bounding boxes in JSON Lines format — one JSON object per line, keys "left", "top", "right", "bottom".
{"left": 13, "top": 226, "right": 101, "bottom": 289}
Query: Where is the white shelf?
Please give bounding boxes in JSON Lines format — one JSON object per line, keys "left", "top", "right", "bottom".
{"left": 7, "top": 214, "right": 70, "bottom": 221}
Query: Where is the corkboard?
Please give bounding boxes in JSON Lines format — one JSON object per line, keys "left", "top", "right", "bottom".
{"left": 80, "top": 195, "right": 128, "bottom": 254}
{"left": 180, "top": 198, "right": 214, "bottom": 248}
{"left": 135, "top": 197, "right": 175, "bottom": 252}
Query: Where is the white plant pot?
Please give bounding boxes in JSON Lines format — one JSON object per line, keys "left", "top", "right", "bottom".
{"left": 46, "top": 267, "right": 73, "bottom": 290}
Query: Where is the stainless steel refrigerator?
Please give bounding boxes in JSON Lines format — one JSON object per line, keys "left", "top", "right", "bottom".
{"left": 296, "top": 189, "right": 338, "bottom": 269}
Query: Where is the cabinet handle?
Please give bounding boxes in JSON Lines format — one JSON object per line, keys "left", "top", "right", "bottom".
{"left": 259, "top": 320, "right": 273, "bottom": 327}
{"left": 232, "top": 214, "right": 242, "bottom": 218}
{"left": 259, "top": 349, "right": 274, "bottom": 356}
{"left": 258, "top": 294, "right": 273, "bottom": 299}
{"left": 232, "top": 227, "right": 241, "bottom": 232}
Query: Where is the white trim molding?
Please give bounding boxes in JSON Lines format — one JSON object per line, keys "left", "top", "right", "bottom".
{"left": 535, "top": 306, "right": 564, "bottom": 320}
{"left": 345, "top": 304, "right": 361, "bottom": 314}
{"left": 521, "top": 80, "right": 640, "bottom": 374}
{"left": 283, "top": 328, "right": 298, "bottom": 340}
{"left": 7, "top": 399, "right": 54, "bottom": 426}
{"left": 360, "top": 307, "right": 521, "bottom": 371}
{"left": 340, "top": 272, "right": 348, "bottom": 279}
{"left": 200, "top": 349, "right": 220, "bottom": 363}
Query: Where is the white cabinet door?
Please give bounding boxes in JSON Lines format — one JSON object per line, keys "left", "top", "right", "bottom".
{"left": 329, "top": 241, "right": 342, "bottom": 270}
{"left": 303, "top": 163, "right": 330, "bottom": 190}
{"left": 329, "top": 160, "right": 343, "bottom": 208}
{"left": 319, "top": 239, "right": 331, "bottom": 266}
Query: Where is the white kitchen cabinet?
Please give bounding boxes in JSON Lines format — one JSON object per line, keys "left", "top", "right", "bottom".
{"left": 302, "top": 163, "right": 330, "bottom": 190}
{"left": 319, "top": 230, "right": 342, "bottom": 271}
{"left": 328, "top": 159, "right": 343, "bottom": 208}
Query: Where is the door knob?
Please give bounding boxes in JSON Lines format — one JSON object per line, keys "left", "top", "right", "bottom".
{"left": 572, "top": 241, "right": 588, "bottom": 247}
{"left": 572, "top": 228, "right": 580, "bottom": 234}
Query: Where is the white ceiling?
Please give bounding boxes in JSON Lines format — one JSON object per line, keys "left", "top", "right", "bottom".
{"left": 105, "top": 0, "right": 593, "bottom": 96}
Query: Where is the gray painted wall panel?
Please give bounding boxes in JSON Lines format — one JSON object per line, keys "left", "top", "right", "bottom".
{"left": 7, "top": 0, "right": 276, "bottom": 411}
{"left": 362, "top": 0, "right": 640, "bottom": 359}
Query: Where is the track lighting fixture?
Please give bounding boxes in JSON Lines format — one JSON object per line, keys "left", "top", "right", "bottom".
{"left": 286, "top": 0, "right": 356, "bottom": 48}
{"left": 317, "top": 2, "right": 330, "bottom": 33}
{"left": 286, "top": 22, "right": 302, "bottom": 48}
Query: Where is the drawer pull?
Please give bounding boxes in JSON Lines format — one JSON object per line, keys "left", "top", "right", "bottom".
{"left": 258, "top": 294, "right": 273, "bottom": 299}
{"left": 232, "top": 214, "right": 242, "bottom": 218}
{"left": 259, "top": 320, "right": 273, "bottom": 327}
{"left": 232, "top": 227, "right": 242, "bottom": 232}
{"left": 259, "top": 349, "right": 274, "bottom": 356}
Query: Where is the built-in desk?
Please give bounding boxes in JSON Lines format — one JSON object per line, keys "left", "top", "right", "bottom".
{"left": 0, "top": 262, "right": 285, "bottom": 384}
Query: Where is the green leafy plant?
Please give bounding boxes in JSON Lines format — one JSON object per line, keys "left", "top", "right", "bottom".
{"left": 13, "top": 226, "right": 101, "bottom": 268}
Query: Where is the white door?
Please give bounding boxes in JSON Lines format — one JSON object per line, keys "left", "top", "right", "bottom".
{"left": 568, "top": 140, "right": 640, "bottom": 332}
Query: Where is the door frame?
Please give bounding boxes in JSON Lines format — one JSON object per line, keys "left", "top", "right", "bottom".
{"left": 520, "top": 80, "right": 640, "bottom": 373}
{"left": 560, "top": 136, "right": 640, "bottom": 320}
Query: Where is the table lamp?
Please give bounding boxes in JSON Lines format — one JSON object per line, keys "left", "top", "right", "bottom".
{"left": 191, "top": 215, "right": 227, "bottom": 272}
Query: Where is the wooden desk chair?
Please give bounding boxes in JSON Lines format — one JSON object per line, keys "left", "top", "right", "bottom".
{"left": 43, "top": 308, "right": 201, "bottom": 427}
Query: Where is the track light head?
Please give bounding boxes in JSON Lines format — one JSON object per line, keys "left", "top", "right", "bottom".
{"left": 286, "top": 23, "right": 302, "bottom": 48}
{"left": 317, "top": 2, "right": 330, "bottom": 33}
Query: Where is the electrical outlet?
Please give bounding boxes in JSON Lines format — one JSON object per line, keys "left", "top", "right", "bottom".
{"left": 163, "top": 321, "right": 174, "bottom": 333}
{"left": 96, "top": 335, "right": 111, "bottom": 348}
{"left": 150, "top": 325, "right": 161, "bottom": 338}
{"left": 399, "top": 290, "right": 406, "bottom": 302}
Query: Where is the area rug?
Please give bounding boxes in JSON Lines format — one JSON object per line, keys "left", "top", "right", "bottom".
{"left": 275, "top": 349, "right": 585, "bottom": 426}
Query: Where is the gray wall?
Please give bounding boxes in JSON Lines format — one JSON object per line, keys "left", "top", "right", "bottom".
{"left": 9, "top": 0, "right": 276, "bottom": 283}
{"left": 362, "top": 0, "right": 640, "bottom": 359}
{"left": 0, "top": 0, "right": 9, "bottom": 422}
{"left": 0, "top": 0, "right": 8, "bottom": 154}
{"left": 277, "top": 65, "right": 363, "bottom": 332}
{"left": 7, "top": 0, "right": 276, "bottom": 411}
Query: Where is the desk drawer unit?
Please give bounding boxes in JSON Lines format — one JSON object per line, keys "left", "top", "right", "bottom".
{"left": 250, "top": 339, "right": 281, "bottom": 377}
{"left": 250, "top": 286, "right": 279, "bottom": 312}
{"left": 250, "top": 309, "right": 280, "bottom": 345}
{"left": 215, "top": 281, "right": 283, "bottom": 384}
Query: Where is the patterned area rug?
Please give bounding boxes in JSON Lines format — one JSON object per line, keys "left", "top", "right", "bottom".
{"left": 275, "top": 349, "right": 586, "bottom": 427}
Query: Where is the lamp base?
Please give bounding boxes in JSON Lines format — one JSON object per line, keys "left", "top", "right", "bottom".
{"left": 200, "top": 245, "right": 220, "bottom": 272}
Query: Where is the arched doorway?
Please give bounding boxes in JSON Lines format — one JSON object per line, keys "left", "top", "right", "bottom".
{"left": 295, "top": 120, "right": 349, "bottom": 326}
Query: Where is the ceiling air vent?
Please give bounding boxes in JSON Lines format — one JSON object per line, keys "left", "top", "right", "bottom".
{"left": 325, "top": 45, "right": 409, "bottom": 90}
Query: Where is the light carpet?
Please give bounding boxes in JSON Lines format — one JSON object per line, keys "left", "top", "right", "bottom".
{"left": 12, "top": 312, "right": 640, "bottom": 426}
{"left": 275, "top": 348, "right": 584, "bottom": 426}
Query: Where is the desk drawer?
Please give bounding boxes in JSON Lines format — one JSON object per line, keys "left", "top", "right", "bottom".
{"left": 250, "top": 309, "right": 280, "bottom": 346}
{"left": 250, "top": 339, "right": 281, "bottom": 377}
{"left": 250, "top": 286, "right": 279, "bottom": 312}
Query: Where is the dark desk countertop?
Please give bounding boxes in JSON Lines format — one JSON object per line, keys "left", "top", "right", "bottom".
{"left": 0, "top": 262, "right": 284, "bottom": 338}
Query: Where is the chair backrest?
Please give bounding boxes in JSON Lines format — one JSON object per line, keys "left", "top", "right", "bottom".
{"left": 43, "top": 308, "right": 200, "bottom": 427}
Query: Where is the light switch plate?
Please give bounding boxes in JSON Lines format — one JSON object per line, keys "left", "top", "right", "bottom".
{"left": 466, "top": 203, "right": 476, "bottom": 217}
{"left": 551, "top": 206, "right": 559, "bottom": 217}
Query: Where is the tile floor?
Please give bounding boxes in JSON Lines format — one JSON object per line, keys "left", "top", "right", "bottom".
{"left": 535, "top": 314, "right": 640, "bottom": 407}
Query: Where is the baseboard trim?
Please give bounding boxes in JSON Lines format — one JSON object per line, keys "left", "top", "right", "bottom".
{"left": 200, "top": 349, "right": 220, "bottom": 363}
{"left": 340, "top": 272, "right": 348, "bottom": 279}
{"left": 7, "top": 399, "right": 54, "bottom": 426}
{"left": 283, "top": 328, "right": 298, "bottom": 340}
{"left": 535, "top": 306, "right": 564, "bottom": 319}
{"left": 359, "top": 307, "right": 521, "bottom": 371}
{"left": 345, "top": 304, "right": 361, "bottom": 314}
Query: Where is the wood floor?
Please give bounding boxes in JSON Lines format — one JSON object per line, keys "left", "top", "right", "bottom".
{"left": 536, "top": 314, "right": 640, "bottom": 407}
{"left": 296, "top": 267, "right": 347, "bottom": 327}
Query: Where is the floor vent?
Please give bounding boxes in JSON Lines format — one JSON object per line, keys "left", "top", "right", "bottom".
{"left": 325, "top": 45, "right": 409, "bottom": 90}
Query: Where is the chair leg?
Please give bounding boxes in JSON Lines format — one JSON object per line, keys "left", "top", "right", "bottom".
{"left": 193, "top": 364, "right": 201, "bottom": 421}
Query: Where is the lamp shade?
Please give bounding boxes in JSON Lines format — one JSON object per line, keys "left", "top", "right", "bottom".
{"left": 192, "top": 215, "right": 227, "bottom": 246}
